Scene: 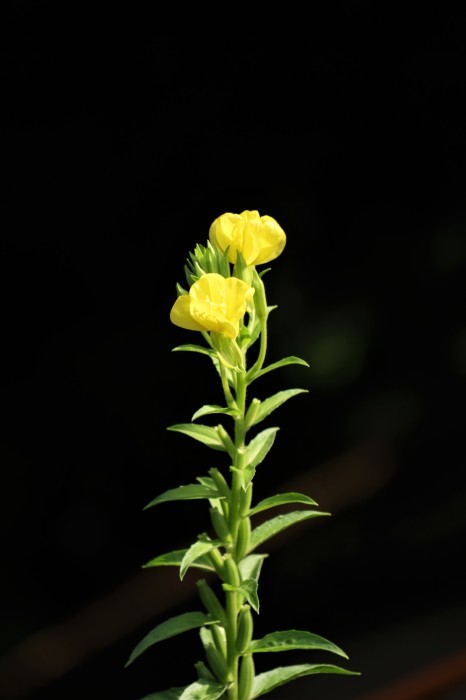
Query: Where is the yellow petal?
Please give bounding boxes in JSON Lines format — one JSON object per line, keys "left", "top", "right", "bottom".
{"left": 225, "top": 277, "right": 255, "bottom": 321}
{"left": 209, "top": 211, "right": 286, "bottom": 265}
{"left": 169, "top": 294, "right": 205, "bottom": 332}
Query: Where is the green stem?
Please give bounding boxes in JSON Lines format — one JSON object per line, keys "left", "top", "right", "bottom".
{"left": 225, "top": 363, "right": 248, "bottom": 700}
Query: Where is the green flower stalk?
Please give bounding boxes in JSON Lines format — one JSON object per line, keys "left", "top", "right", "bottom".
{"left": 126, "top": 210, "right": 360, "bottom": 699}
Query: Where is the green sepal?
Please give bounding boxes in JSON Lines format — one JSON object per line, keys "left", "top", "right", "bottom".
{"left": 223, "top": 578, "right": 259, "bottom": 613}
{"left": 248, "top": 492, "right": 318, "bottom": 516}
{"left": 139, "top": 679, "right": 227, "bottom": 700}
{"left": 238, "top": 554, "right": 268, "bottom": 583}
{"left": 233, "top": 250, "right": 253, "bottom": 284}
{"left": 143, "top": 484, "right": 222, "bottom": 510}
{"left": 142, "top": 548, "right": 214, "bottom": 572}
{"left": 167, "top": 424, "right": 228, "bottom": 452}
{"left": 180, "top": 536, "right": 223, "bottom": 580}
{"left": 172, "top": 344, "right": 216, "bottom": 358}
{"left": 250, "top": 664, "right": 360, "bottom": 698}
{"left": 248, "top": 356, "right": 310, "bottom": 383}
{"left": 248, "top": 510, "right": 330, "bottom": 553}
{"left": 125, "top": 612, "right": 217, "bottom": 667}
{"left": 246, "top": 389, "right": 309, "bottom": 428}
{"left": 248, "top": 630, "right": 348, "bottom": 658}
{"left": 192, "top": 404, "right": 240, "bottom": 421}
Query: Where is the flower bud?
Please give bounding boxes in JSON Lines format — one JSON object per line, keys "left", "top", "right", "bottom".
{"left": 210, "top": 508, "right": 232, "bottom": 544}
{"left": 235, "top": 517, "right": 251, "bottom": 560}
{"left": 236, "top": 605, "right": 254, "bottom": 654}
{"left": 238, "top": 653, "right": 255, "bottom": 700}
{"left": 239, "top": 485, "right": 253, "bottom": 516}
{"left": 223, "top": 554, "right": 241, "bottom": 587}
{"left": 196, "top": 579, "right": 228, "bottom": 627}
{"left": 208, "top": 468, "right": 231, "bottom": 499}
{"left": 206, "top": 644, "right": 230, "bottom": 684}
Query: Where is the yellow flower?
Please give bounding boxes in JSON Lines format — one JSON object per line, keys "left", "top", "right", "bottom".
{"left": 170, "top": 273, "right": 255, "bottom": 339}
{"left": 209, "top": 210, "right": 286, "bottom": 265}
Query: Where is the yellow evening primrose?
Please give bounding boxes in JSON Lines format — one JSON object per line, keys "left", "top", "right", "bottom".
{"left": 209, "top": 210, "right": 286, "bottom": 265}
{"left": 170, "top": 273, "right": 255, "bottom": 340}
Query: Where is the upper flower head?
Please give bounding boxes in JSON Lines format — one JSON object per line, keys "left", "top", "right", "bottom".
{"left": 209, "top": 210, "right": 286, "bottom": 266}
{"left": 170, "top": 272, "right": 255, "bottom": 339}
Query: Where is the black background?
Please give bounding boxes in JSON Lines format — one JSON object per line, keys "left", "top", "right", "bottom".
{"left": 1, "top": 4, "right": 466, "bottom": 700}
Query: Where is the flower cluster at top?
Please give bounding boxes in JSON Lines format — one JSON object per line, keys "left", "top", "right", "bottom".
{"left": 170, "top": 210, "right": 286, "bottom": 344}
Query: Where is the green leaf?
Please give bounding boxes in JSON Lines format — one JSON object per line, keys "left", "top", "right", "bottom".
{"left": 249, "top": 492, "right": 318, "bottom": 516}
{"left": 125, "top": 612, "right": 216, "bottom": 667}
{"left": 238, "top": 554, "right": 268, "bottom": 583}
{"left": 143, "top": 484, "right": 221, "bottom": 510}
{"left": 172, "top": 344, "right": 216, "bottom": 358}
{"left": 195, "top": 477, "right": 223, "bottom": 511}
{"left": 248, "top": 389, "right": 309, "bottom": 427}
{"left": 199, "top": 624, "right": 227, "bottom": 650}
{"left": 140, "top": 690, "right": 183, "bottom": 700}
{"left": 251, "top": 664, "right": 360, "bottom": 698}
{"left": 180, "top": 537, "right": 222, "bottom": 580}
{"left": 140, "top": 679, "right": 227, "bottom": 699}
{"left": 244, "top": 427, "right": 279, "bottom": 470}
{"left": 250, "top": 356, "right": 309, "bottom": 382}
{"left": 142, "top": 549, "right": 214, "bottom": 571}
{"left": 192, "top": 404, "right": 239, "bottom": 421}
{"left": 167, "top": 424, "right": 227, "bottom": 451}
{"left": 223, "top": 578, "right": 260, "bottom": 613}
{"left": 249, "top": 630, "right": 348, "bottom": 658}
{"left": 248, "top": 510, "right": 330, "bottom": 553}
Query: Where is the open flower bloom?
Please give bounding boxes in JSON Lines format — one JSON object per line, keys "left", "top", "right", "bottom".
{"left": 170, "top": 273, "right": 255, "bottom": 339}
{"left": 209, "top": 210, "right": 286, "bottom": 265}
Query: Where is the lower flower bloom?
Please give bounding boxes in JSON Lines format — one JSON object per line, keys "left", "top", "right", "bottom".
{"left": 170, "top": 273, "right": 255, "bottom": 340}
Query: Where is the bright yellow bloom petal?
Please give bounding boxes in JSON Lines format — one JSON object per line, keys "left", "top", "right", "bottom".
{"left": 209, "top": 210, "right": 286, "bottom": 265}
{"left": 169, "top": 294, "right": 205, "bottom": 332}
{"left": 170, "top": 273, "right": 254, "bottom": 340}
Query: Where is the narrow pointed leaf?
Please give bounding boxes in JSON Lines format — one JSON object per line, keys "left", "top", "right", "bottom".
{"left": 248, "top": 510, "right": 330, "bottom": 553}
{"left": 192, "top": 404, "right": 239, "bottom": 421}
{"left": 125, "top": 612, "right": 216, "bottom": 667}
{"left": 244, "top": 427, "right": 279, "bottom": 469}
{"left": 196, "top": 477, "right": 223, "bottom": 510}
{"left": 179, "top": 680, "right": 226, "bottom": 700}
{"left": 167, "top": 424, "right": 226, "bottom": 451}
{"left": 238, "top": 554, "right": 268, "bottom": 583}
{"left": 249, "top": 492, "right": 318, "bottom": 516}
{"left": 249, "top": 389, "right": 309, "bottom": 427}
{"left": 200, "top": 625, "right": 226, "bottom": 650}
{"left": 180, "top": 538, "right": 222, "bottom": 580}
{"left": 223, "top": 578, "right": 260, "bottom": 613}
{"left": 251, "top": 664, "right": 360, "bottom": 698}
{"left": 141, "top": 679, "right": 226, "bottom": 700}
{"left": 172, "top": 344, "right": 216, "bottom": 358}
{"left": 144, "top": 484, "right": 221, "bottom": 510}
{"left": 250, "top": 356, "right": 310, "bottom": 382}
{"left": 249, "top": 630, "right": 348, "bottom": 658}
{"left": 142, "top": 549, "right": 214, "bottom": 572}
{"left": 140, "top": 689, "right": 183, "bottom": 700}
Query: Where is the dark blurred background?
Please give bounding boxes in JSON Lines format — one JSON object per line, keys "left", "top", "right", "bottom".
{"left": 1, "top": 3, "right": 466, "bottom": 700}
